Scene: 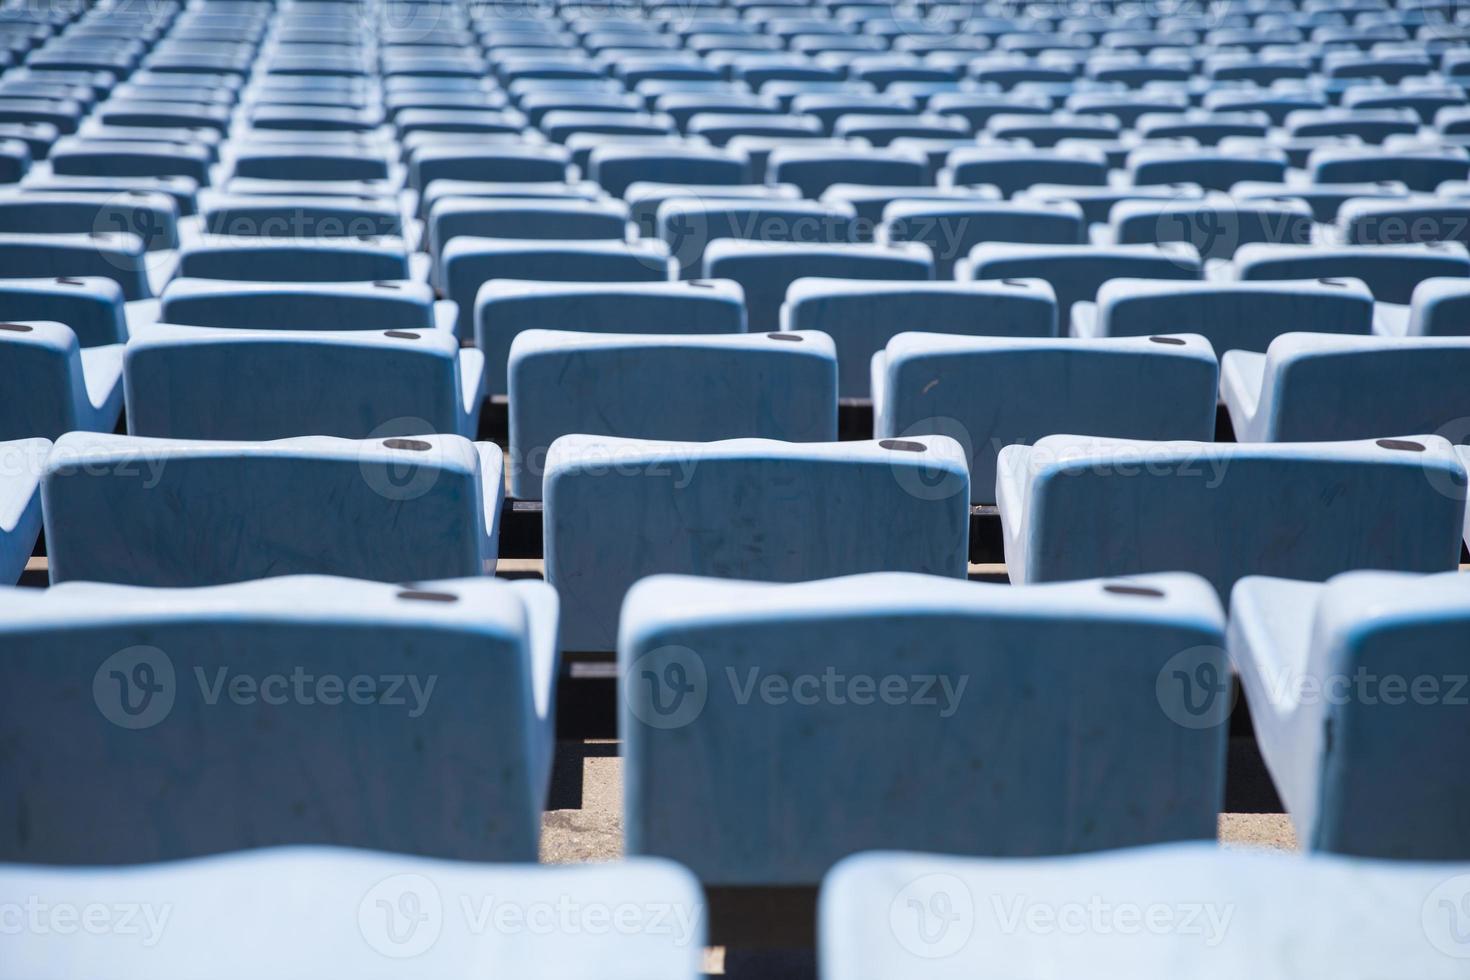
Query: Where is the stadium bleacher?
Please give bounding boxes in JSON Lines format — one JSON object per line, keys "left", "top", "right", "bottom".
{"left": 2, "top": 0, "right": 1470, "bottom": 972}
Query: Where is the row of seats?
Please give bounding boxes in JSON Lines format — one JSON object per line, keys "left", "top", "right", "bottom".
{"left": 11, "top": 303, "right": 1470, "bottom": 475}
{"left": 12, "top": 210, "right": 1470, "bottom": 340}
{"left": 4, "top": 841, "right": 1468, "bottom": 978}
{"left": 2, "top": 430, "right": 1466, "bottom": 644}
{"left": 2, "top": 569, "right": 1466, "bottom": 868}
{"left": 8, "top": 277, "right": 1470, "bottom": 456}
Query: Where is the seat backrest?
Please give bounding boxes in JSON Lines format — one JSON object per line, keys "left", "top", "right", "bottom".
{"left": 1001, "top": 434, "right": 1467, "bottom": 596}
{"left": 1407, "top": 275, "right": 1470, "bottom": 335}
{"left": 1126, "top": 146, "right": 1289, "bottom": 190}
{"left": 0, "top": 847, "right": 703, "bottom": 979}
{"left": 704, "top": 239, "right": 933, "bottom": 333}
{"left": 124, "top": 323, "right": 466, "bottom": 440}
{"left": 42, "top": 433, "right": 502, "bottom": 586}
{"left": 0, "top": 232, "right": 151, "bottom": 300}
{"left": 0, "top": 276, "right": 127, "bottom": 347}
{"left": 476, "top": 278, "right": 746, "bottom": 395}
{"left": 783, "top": 278, "right": 1058, "bottom": 397}
{"left": 622, "top": 571, "right": 1226, "bottom": 884}
{"left": 0, "top": 189, "right": 178, "bottom": 249}
{"left": 0, "top": 575, "right": 549, "bottom": 863}
{"left": 1304, "top": 570, "right": 1470, "bottom": 856}
{"left": 444, "top": 237, "right": 674, "bottom": 338}
{"left": 0, "top": 320, "right": 86, "bottom": 440}
{"left": 878, "top": 333, "right": 1219, "bottom": 503}
{"left": 200, "top": 193, "right": 403, "bottom": 239}
{"left": 545, "top": 435, "right": 970, "bottom": 650}
{"left": 961, "top": 243, "right": 1202, "bottom": 334}
{"left": 657, "top": 198, "right": 860, "bottom": 278}
{"left": 881, "top": 199, "right": 1085, "bottom": 277}
{"left": 159, "top": 278, "right": 439, "bottom": 331}
{"left": 1091, "top": 278, "right": 1376, "bottom": 351}
{"left": 1252, "top": 333, "right": 1470, "bottom": 441}
{"left": 1110, "top": 195, "right": 1314, "bottom": 261}
{"left": 1234, "top": 242, "right": 1470, "bottom": 303}
{"left": 942, "top": 146, "right": 1109, "bottom": 196}
{"left": 176, "top": 237, "right": 413, "bottom": 283}
{"left": 587, "top": 143, "right": 751, "bottom": 196}
{"left": 508, "top": 329, "right": 838, "bottom": 497}
{"left": 1339, "top": 196, "right": 1470, "bottom": 246}
{"left": 765, "top": 145, "right": 929, "bottom": 197}
{"left": 820, "top": 843, "right": 1470, "bottom": 979}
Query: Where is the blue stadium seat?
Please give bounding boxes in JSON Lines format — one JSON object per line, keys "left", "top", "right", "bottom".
{"left": 477, "top": 279, "right": 746, "bottom": 395}
{"left": 623, "top": 571, "right": 1226, "bottom": 884}
{"left": 1074, "top": 278, "right": 1377, "bottom": 351}
{"left": 226, "top": 143, "right": 399, "bottom": 184}
{"left": 1309, "top": 144, "right": 1470, "bottom": 190}
{"left": 43, "top": 433, "right": 504, "bottom": 586}
{"left": 587, "top": 143, "right": 750, "bottom": 196}
{"left": 545, "top": 435, "right": 969, "bottom": 650}
{"left": 1338, "top": 195, "right": 1470, "bottom": 245}
{"left": 0, "top": 231, "right": 157, "bottom": 300}
{"left": 507, "top": 330, "right": 837, "bottom": 497}
{"left": 821, "top": 844, "right": 1470, "bottom": 978}
{"left": 49, "top": 136, "right": 212, "bottom": 184}
{"left": 658, "top": 198, "right": 859, "bottom": 278}
{"left": 0, "top": 575, "right": 555, "bottom": 862}
{"left": 880, "top": 199, "right": 1085, "bottom": 278}
{"left": 985, "top": 113, "right": 1119, "bottom": 147}
{"left": 626, "top": 180, "right": 802, "bottom": 237}
{"left": 1230, "top": 570, "right": 1470, "bottom": 857}
{"left": 1222, "top": 333, "right": 1470, "bottom": 441}
{"left": 782, "top": 278, "right": 1058, "bottom": 397}
{"left": 1230, "top": 179, "right": 1409, "bottom": 223}
{"left": 1126, "top": 145, "right": 1289, "bottom": 190}
{"left": 766, "top": 145, "right": 929, "bottom": 197}
{"left": 1287, "top": 107, "right": 1420, "bottom": 143}
{"left": 124, "top": 324, "right": 483, "bottom": 440}
{"left": 417, "top": 177, "right": 602, "bottom": 223}
{"left": 1106, "top": 195, "right": 1314, "bottom": 261}
{"left": 960, "top": 243, "right": 1203, "bottom": 334}
{"left": 0, "top": 321, "right": 122, "bottom": 440}
{"left": 940, "top": 146, "right": 1109, "bottom": 197}
{"left": 539, "top": 109, "right": 675, "bottom": 142}
{"left": 158, "top": 278, "right": 453, "bottom": 333}
{"left": 199, "top": 193, "right": 403, "bottom": 241}
{"left": 834, "top": 112, "right": 969, "bottom": 146}
{"left": 820, "top": 183, "right": 1002, "bottom": 234}
{"left": 705, "top": 239, "right": 933, "bottom": 333}
{"left": 1014, "top": 182, "right": 1206, "bottom": 225}
{"left": 0, "top": 276, "right": 131, "bottom": 347}
{"left": 428, "top": 197, "right": 630, "bottom": 280}
{"left": 0, "top": 437, "right": 47, "bottom": 584}
{"left": 1377, "top": 275, "right": 1470, "bottom": 336}
{"left": 445, "top": 238, "right": 674, "bottom": 338}
{"left": 408, "top": 143, "right": 569, "bottom": 190}
{"left": 1232, "top": 242, "right": 1470, "bottom": 303}
{"left": 875, "top": 333, "right": 1218, "bottom": 503}
{"left": 177, "top": 237, "right": 422, "bottom": 284}
{"left": 998, "top": 434, "right": 1467, "bottom": 596}
{"left": 0, "top": 848, "right": 703, "bottom": 977}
